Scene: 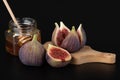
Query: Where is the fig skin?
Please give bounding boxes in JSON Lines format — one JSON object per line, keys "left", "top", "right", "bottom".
{"left": 52, "top": 23, "right": 60, "bottom": 46}
{"left": 77, "top": 24, "right": 87, "bottom": 47}
{"left": 52, "top": 21, "right": 87, "bottom": 53}
{"left": 46, "top": 55, "right": 71, "bottom": 68}
{"left": 46, "top": 44, "right": 72, "bottom": 68}
{"left": 52, "top": 22, "right": 70, "bottom": 46}
{"left": 61, "top": 26, "right": 81, "bottom": 53}
{"left": 19, "top": 34, "right": 45, "bottom": 66}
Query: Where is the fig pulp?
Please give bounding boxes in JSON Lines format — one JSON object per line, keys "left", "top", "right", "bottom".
{"left": 52, "top": 21, "right": 87, "bottom": 53}
{"left": 19, "top": 34, "right": 45, "bottom": 66}
{"left": 46, "top": 44, "right": 72, "bottom": 68}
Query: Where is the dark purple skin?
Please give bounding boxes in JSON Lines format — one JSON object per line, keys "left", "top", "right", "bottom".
{"left": 19, "top": 41, "right": 45, "bottom": 66}
{"left": 61, "top": 31, "right": 81, "bottom": 53}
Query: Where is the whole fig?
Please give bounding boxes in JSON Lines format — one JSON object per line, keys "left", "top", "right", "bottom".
{"left": 19, "top": 34, "right": 45, "bottom": 66}
{"left": 61, "top": 26, "right": 81, "bottom": 52}
{"left": 52, "top": 21, "right": 87, "bottom": 53}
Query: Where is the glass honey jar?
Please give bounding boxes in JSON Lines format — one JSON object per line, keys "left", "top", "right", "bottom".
{"left": 5, "top": 17, "right": 41, "bottom": 56}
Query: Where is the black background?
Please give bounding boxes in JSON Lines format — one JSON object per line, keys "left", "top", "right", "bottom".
{"left": 0, "top": 0, "right": 120, "bottom": 80}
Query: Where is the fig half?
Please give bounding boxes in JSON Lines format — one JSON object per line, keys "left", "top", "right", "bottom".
{"left": 52, "top": 22, "right": 70, "bottom": 46}
{"left": 46, "top": 44, "right": 72, "bottom": 68}
{"left": 52, "top": 21, "right": 87, "bottom": 53}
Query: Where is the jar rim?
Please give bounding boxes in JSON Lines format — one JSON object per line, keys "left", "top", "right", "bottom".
{"left": 9, "top": 17, "right": 37, "bottom": 29}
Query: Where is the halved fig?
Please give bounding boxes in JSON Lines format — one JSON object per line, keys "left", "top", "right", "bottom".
{"left": 60, "top": 21, "right": 70, "bottom": 38}
{"left": 52, "top": 23, "right": 61, "bottom": 46}
{"left": 52, "top": 21, "right": 87, "bottom": 53}
{"left": 46, "top": 44, "right": 72, "bottom": 68}
{"left": 52, "top": 22, "right": 70, "bottom": 46}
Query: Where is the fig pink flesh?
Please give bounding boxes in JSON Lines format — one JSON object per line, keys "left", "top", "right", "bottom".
{"left": 56, "top": 31, "right": 64, "bottom": 46}
{"left": 57, "top": 29, "right": 69, "bottom": 46}
{"left": 49, "top": 48, "right": 68, "bottom": 61}
{"left": 52, "top": 22, "right": 70, "bottom": 46}
{"left": 61, "top": 29, "right": 69, "bottom": 38}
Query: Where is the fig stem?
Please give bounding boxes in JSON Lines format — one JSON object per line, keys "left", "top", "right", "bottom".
{"left": 71, "top": 26, "right": 76, "bottom": 32}
{"left": 32, "top": 34, "right": 38, "bottom": 42}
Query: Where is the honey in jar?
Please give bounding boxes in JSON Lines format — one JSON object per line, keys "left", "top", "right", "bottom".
{"left": 5, "top": 17, "right": 41, "bottom": 56}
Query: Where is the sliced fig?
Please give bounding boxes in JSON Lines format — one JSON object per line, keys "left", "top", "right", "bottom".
{"left": 52, "top": 23, "right": 61, "bottom": 46}
{"left": 52, "top": 22, "right": 70, "bottom": 46}
{"left": 51, "top": 21, "right": 87, "bottom": 53}
{"left": 46, "top": 44, "right": 72, "bottom": 68}
{"left": 77, "top": 24, "right": 87, "bottom": 47}
{"left": 60, "top": 21, "right": 70, "bottom": 38}
{"left": 61, "top": 26, "right": 81, "bottom": 53}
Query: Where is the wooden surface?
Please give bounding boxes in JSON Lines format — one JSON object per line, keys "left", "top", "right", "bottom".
{"left": 43, "top": 41, "right": 116, "bottom": 65}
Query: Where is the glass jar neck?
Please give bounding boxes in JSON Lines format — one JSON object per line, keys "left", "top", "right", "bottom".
{"left": 9, "top": 17, "right": 37, "bottom": 35}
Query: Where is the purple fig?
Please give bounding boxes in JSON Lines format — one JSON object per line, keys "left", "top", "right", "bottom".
{"left": 52, "top": 21, "right": 87, "bottom": 53}
{"left": 61, "top": 26, "right": 81, "bottom": 52}
{"left": 46, "top": 44, "right": 72, "bottom": 68}
{"left": 52, "top": 22, "right": 70, "bottom": 46}
{"left": 19, "top": 34, "right": 45, "bottom": 66}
